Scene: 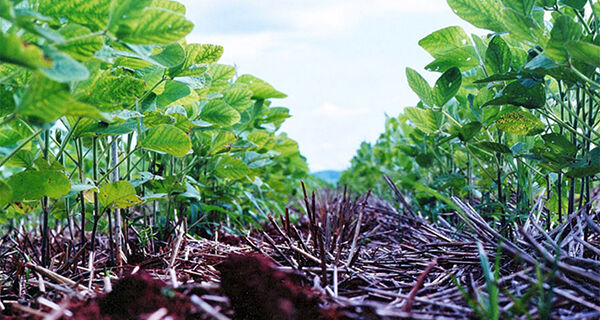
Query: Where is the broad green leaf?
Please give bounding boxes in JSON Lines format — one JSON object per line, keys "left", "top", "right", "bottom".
{"left": 546, "top": 15, "right": 582, "bottom": 63}
{"left": 223, "top": 85, "right": 253, "bottom": 112}
{"left": 169, "top": 44, "right": 223, "bottom": 77}
{"left": 141, "top": 124, "right": 191, "bottom": 157}
{"left": 433, "top": 67, "right": 462, "bottom": 106}
{"left": 0, "top": 32, "right": 52, "bottom": 69}
{"left": 273, "top": 136, "right": 299, "bottom": 156}
{"left": 237, "top": 75, "right": 287, "bottom": 100}
{"left": 75, "top": 73, "right": 146, "bottom": 112}
{"left": 19, "top": 75, "right": 101, "bottom": 124}
{"left": 38, "top": 0, "right": 110, "bottom": 31}
{"left": 109, "top": 1, "right": 193, "bottom": 45}
{"left": 56, "top": 24, "right": 104, "bottom": 61}
{"left": 475, "top": 141, "right": 513, "bottom": 154}
{"left": 594, "top": 2, "right": 600, "bottom": 19}
{"left": 565, "top": 41, "right": 600, "bottom": 67}
{"left": 0, "top": 129, "right": 22, "bottom": 146}
{"left": 418, "top": 26, "right": 473, "bottom": 58}
{"left": 200, "top": 99, "right": 241, "bottom": 127}
{"left": 483, "top": 81, "right": 546, "bottom": 109}
{"left": 0, "top": 180, "right": 12, "bottom": 207}
{"left": 98, "top": 181, "right": 141, "bottom": 209}
{"left": 502, "top": 8, "right": 544, "bottom": 44}
{"left": 447, "top": 0, "right": 507, "bottom": 32}
{"left": 566, "top": 148, "right": 600, "bottom": 178}
{"left": 404, "top": 107, "right": 443, "bottom": 134}
{"left": 495, "top": 110, "right": 545, "bottom": 135}
{"left": 424, "top": 47, "right": 481, "bottom": 72}
{"left": 0, "top": 0, "right": 15, "bottom": 20}
{"left": 7, "top": 170, "right": 71, "bottom": 201}
{"left": 247, "top": 131, "right": 271, "bottom": 149}
{"left": 2, "top": 150, "right": 35, "bottom": 168}
{"left": 550, "top": 15, "right": 582, "bottom": 43}
{"left": 208, "top": 131, "right": 236, "bottom": 154}
{"left": 0, "top": 86, "right": 15, "bottom": 116}
{"left": 559, "top": 0, "right": 586, "bottom": 10}
{"left": 406, "top": 68, "right": 434, "bottom": 106}
{"left": 156, "top": 80, "right": 191, "bottom": 106}
{"left": 502, "top": 0, "right": 535, "bottom": 15}
{"left": 541, "top": 133, "right": 577, "bottom": 156}
{"left": 152, "top": 0, "right": 186, "bottom": 14}
{"left": 486, "top": 36, "right": 512, "bottom": 74}
{"left": 458, "top": 121, "right": 482, "bottom": 142}
{"left": 40, "top": 46, "right": 90, "bottom": 82}
{"left": 262, "top": 107, "right": 291, "bottom": 127}
{"left": 143, "top": 111, "right": 176, "bottom": 128}
{"left": 149, "top": 43, "right": 186, "bottom": 68}
{"left": 209, "top": 64, "right": 236, "bottom": 81}
{"left": 215, "top": 156, "right": 249, "bottom": 180}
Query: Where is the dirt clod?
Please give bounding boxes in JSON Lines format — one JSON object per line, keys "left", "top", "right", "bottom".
{"left": 218, "top": 254, "right": 335, "bottom": 320}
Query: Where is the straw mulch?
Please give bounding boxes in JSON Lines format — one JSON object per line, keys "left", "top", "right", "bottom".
{"left": 0, "top": 180, "right": 598, "bottom": 319}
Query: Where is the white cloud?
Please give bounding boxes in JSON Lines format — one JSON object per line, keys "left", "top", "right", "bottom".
{"left": 313, "top": 102, "right": 370, "bottom": 117}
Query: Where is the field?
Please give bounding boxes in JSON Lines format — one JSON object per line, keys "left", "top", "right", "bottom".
{"left": 0, "top": 0, "right": 599, "bottom": 319}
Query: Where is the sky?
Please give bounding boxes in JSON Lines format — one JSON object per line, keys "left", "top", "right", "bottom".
{"left": 179, "top": 0, "right": 482, "bottom": 172}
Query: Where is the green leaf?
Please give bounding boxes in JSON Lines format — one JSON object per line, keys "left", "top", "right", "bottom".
{"left": 75, "top": 73, "right": 146, "bottom": 112}
{"left": 141, "top": 124, "right": 191, "bottom": 157}
{"left": 502, "top": 0, "right": 535, "bottom": 15}
{"left": 56, "top": 24, "right": 104, "bottom": 61}
{"left": 143, "top": 110, "right": 175, "bottom": 128}
{"left": 237, "top": 75, "right": 287, "bottom": 99}
{"left": 0, "top": 32, "right": 52, "bottom": 69}
{"left": 7, "top": 170, "right": 71, "bottom": 201}
{"left": 565, "top": 41, "right": 600, "bottom": 67}
{"left": 98, "top": 181, "right": 141, "bottom": 209}
{"left": 169, "top": 44, "right": 223, "bottom": 77}
{"left": 458, "top": 121, "right": 482, "bottom": 142}
{"left": 541, "top": 133, "right": 577, "bottom": 156}
{"left": 208, "top": 131, "right": 237, "bottom": 154}
{"left": 566, "top": 148, "right": 600, "bottom": 178}
{"left": 19, "top": 75, "right": 102, "bottom": 124}
{"left": 483, "top": 81, "right": 546, "bottom": 109}
{"left": 406, "top": 68, "right": 434, "bottom": 106}
{"left": 559, "top": 0, "right": 586, "bottom": 10}
{"left": 546, "top": 15, "right": 583, "bottom": 63}
{"left": 475, "top": 141, "right": 513, "bottom": 154}
{"left": 447, "top": 0, "right": 507, "bottom": 32}
{"left": 502, "top": 8, "right": 544, "bottom": 44}
{"left": 418, "top": 26, "right": 473, "bottom": 58}
{"left": 156, "top": 80, "right": 191, "bottom": 107}
{"left": 486, "top": 36, "right": 512, "bottom": 74}
{"left": 40, "top": 46, "right": 90, "bottom": 82}
{"left": 247, "top": 131, "right": 271, "bottom": 149}
{"left": 200, "top": 99, "right": 241, "bottom": 127}
{"left": 223, "top": 84, "right": 254, "bottom": 112}
{"left": 149, "top": 43, "right": 186, "bottom": 68}
{"left": 109, "top": 0, "right": 193, "bottom": 45}
{"left": 215, "top": 156, "right": 249, "bottom": 180}
{"left": 0, "top": 180, "right": 12, "bottom": 207}
{"left": 433, "top": 67, "right": 462, "bottom": 106}
{"left": 0, "top": 0, "right": 15, "bottom": 20}
{"left": 495, "top": 110, "right": 545, "bottom": 136}
{"left": 405, "top": 107, "right": 443, "bottom": 134}
{"left": 38, "top": 0, "right": 110, "bottom": 31}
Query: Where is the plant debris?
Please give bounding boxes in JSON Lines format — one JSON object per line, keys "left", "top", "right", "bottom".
{"left": 1, "top": 183, "right": 599, "bottom": 319}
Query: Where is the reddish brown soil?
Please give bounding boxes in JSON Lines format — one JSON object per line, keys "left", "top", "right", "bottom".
{"left": 218, "top": 254, "right": 337, "bottom": 320}
{"left": 66, "top": 272, "right": 194, "bottom": 320}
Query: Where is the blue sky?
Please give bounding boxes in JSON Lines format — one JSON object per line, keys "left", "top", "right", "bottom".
{"left": 179, "top": 0, "right": 481, "bottom": 171}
